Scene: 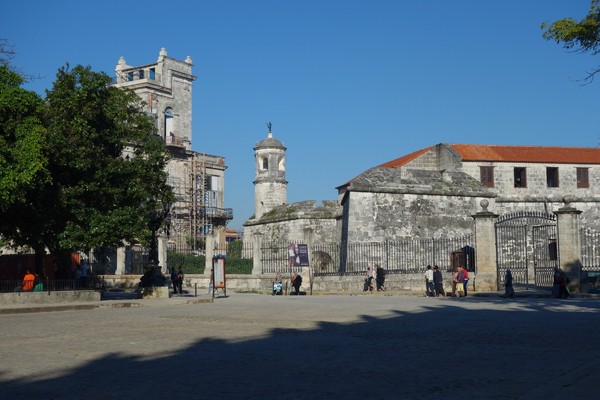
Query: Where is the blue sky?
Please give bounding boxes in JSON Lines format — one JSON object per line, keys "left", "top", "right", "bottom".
{"left": 3, "top": 0, "right": 598, "bottom": 230}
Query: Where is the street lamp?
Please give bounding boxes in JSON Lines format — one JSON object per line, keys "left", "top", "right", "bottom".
{"left": 139, "top": 200, "right": 170, "bottom": 288}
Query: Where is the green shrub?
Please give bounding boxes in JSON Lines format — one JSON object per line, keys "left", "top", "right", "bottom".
{"left": 167, "top": 251, "right": 253, "bottom": 275}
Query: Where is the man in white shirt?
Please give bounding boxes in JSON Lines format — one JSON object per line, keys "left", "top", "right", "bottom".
{"left": 424, "top": 265, "right": 435, "bottom": 297}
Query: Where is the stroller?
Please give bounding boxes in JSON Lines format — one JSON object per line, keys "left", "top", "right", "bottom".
{"left": 272, "top": 282, "right": 283, "bottom": 296}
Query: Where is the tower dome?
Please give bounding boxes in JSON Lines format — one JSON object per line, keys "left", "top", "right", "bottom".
{"left": 253, "top": 125, "right": 287, "bottom": 219}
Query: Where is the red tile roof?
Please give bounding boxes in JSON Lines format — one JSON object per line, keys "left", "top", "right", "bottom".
{"left": 375, "top": 146, "right": 435, "bottom": 168}
{"left": 376, "top": 144, "right": 600, "bottom": 169}
{"left": 337, "top": 143, "right": 600, "bottom": 190}
{"left": 451, "top": 144, "right": 600, "bottom": 164}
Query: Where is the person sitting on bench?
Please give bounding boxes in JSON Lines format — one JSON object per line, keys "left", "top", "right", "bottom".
{"left": 292, "top": 272, "right": 302, "bottom": 295}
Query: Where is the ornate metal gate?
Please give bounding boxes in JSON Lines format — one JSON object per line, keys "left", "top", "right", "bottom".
{"left": 495, "top": 212, "right": 556, "bottom": 290}
{"left": 532, "top": 224, "right": 558, "bottom": 288}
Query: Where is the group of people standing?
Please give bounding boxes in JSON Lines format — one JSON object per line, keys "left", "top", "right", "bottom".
{"left": 425, "top": 265, "right": 469, "bottom": 297}
{"left": 363, "top": 265, "right": 386, "bottom": 292}
{"left": 424, "top": 265, "right": 447, "bottom": 297}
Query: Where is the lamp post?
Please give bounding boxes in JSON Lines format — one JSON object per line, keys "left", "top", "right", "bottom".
{"left": 139, "top": 201, "right": 170, "bottom": 288}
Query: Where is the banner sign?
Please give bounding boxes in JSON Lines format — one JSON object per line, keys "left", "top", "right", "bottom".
{"left": 213, "top": 257, "right": 226, "bottom": 289}
{"left": 288, "top": 243, "right": 309, "bottom": 267}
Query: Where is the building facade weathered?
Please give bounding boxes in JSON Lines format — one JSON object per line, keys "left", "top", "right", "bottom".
{"left": 245, "top": 139, "right": 600, "bottom": 292}
{"left": 113, "top": 49, "right": 233, "bottom": 253}
{"left": 243, "top": 129, "right": 342, "bottom": 245}
{"left": 338, "top": 143, "right": 600, "bottom": 243}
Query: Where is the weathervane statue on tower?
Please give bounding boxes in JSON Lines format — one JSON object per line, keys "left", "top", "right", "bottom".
{"left": 266, "top": 121, "right": 272, "bottom": 133}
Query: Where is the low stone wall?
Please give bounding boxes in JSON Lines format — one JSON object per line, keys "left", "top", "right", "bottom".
{"left": 312, "top": 272, "right": 461, "bottom": 295}
{"left": 0, "top": 290, "right": 101, "bottom": 305}
{"left": 101, "top": 271, "right": 467, "bottom": 296}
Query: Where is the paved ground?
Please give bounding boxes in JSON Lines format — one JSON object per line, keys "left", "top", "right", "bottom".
{"left": 0, "top": 292, "right": 599, "bottom": 400}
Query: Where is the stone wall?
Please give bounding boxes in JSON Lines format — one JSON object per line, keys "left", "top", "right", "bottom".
{"left": 460, "top": 161, "right": 600, "bottom": 202}
{"left": 245, "top": 215, "right": 340, "bottom": 244}
{"left": 344, "top": 191, "right": 480, "bottom": 242}
{"left": 458, "top": 161, "right": 600, "bottom": 229}
{"left": 106, "top": 272, "right": 461, "bottom": 296}
{"left": 254, "top": 181, "right": 287, "bottom": 220}
{"left": 244, "top": 200, "right": 342, "bottom": 244}
{"left": 0, "top": 291, "right": 100, "bottom": 305}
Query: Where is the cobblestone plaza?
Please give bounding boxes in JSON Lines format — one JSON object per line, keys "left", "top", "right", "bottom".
{"left": 1, "top": 294, "right": 599, "bottom": 399}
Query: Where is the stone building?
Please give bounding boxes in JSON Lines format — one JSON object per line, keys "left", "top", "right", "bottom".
{"left": 247, "top": 139, "right": 600, "bottom": 244}
{"left": 113, "top": 48, "right": 233, "bottom": 254}
{"left": 338, "top": 143, "right": 600, "bottom": 243}
{"left": 243, "top": 128, "right": 342, "bottom": 245}
{"left": 244, "top": 137, "right": 600, "bottom": 291}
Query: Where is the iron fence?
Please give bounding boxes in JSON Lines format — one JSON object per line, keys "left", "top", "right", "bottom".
{"left": 581, "top": 228, "right": 600, "bottom": 292}
{"left": 0, "top": 277, "right": 105, "bottom": 293}
{"left": 258, "top": 235, "right": 474, "bottom": 276}
{"left": 87, "top": 247, "right": 117, "bottom": 275}
{"left": 85, "top": 246, "right": 148, "bottom": 275}
{"left": 581, "top": 228, "right": 600, "bottom": 271}
{"left": 127, "top": 247, "right": 148, "bottom": 275}
{"left": 259, "top": 240, "right": 301, "bottom": 274}
{"left": 315, "top": 236, "right": 475, "bottom": 276}
{"left": 214, "top": 242, "right": 253, "bottom": 259}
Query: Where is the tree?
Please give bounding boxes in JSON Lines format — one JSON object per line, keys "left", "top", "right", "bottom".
{"left": 0, "top": 64, "right": 173, "bottom": 276}
{"left": 0, "top": 38, "right": 16, "bottom": 66}
{"left": 0, "top": 64, "right": 48, "bottom": 213}
{"left": 542, "top": 0, "right": 600, "bottom": 83}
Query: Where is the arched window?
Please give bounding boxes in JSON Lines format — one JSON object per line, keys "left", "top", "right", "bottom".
{"left": 164, "top": 108, "right": 174, "bottom": 140}
{"left": 261, "top": 157, "right": 268, "bottom": 170}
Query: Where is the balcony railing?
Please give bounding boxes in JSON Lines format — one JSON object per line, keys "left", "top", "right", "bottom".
{"left": 166, "top": 133, "right": 186, "bottom": 148}
{"left": 202, "top": 207, "right": 234, "bottom": 220}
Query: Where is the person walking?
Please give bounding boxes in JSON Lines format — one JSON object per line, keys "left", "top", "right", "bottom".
{"left": 451, "top": 267, "right": 459, "bottom": 297}
{"left": 504, "top": 269, "right": 515, "bottom": 298}
{"left": 462, "top": 266, "right": 469, "bottom": 296}
{"left": 176, "top": 268, "right": 184, "bottom": 294}
{"left": 375, "top": 265, "right": 386, "bottom": 291}
{"left": 424, "top": 265, "right": 435, "bottom": 297}
{"left": 455, "top": 267, "right": 466, "bottom": 297}
{"left": 553, "top": 267, "right": 570, "bottom": 299}
{"left": 171, "top": 267, "right": 179, "bottom": 294}
{"left": 363, "top": 267, "right": 374, "bottom": 292}
{"left": 433, "top": 265, "right": 445, "bottom": 297}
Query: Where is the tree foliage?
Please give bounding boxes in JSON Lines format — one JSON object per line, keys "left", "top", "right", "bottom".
{"left": 0, "top": 64, "right": 48, "bottom": 211}
{"left": 542, "top": 0, "right": 600, "bottom": 82}
{"left": 0, "top": 64, "right": 173, "bottom": 274}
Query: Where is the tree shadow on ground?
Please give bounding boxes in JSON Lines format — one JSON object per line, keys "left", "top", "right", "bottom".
{"left": 1, "top": 296, "right": 599, "bottom": 400}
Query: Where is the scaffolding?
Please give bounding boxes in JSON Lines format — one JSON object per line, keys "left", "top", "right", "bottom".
{"left": 166, "top": 152, "right": 232, "bottom": 255}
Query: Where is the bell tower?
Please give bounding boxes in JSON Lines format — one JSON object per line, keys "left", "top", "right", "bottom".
{"left": 253, "top": 123, "right": 287, "bottom": 219}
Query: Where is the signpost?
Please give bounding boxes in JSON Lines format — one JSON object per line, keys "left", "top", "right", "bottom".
{"left": 211, "top": 255, "right": 226, "bottom": 299}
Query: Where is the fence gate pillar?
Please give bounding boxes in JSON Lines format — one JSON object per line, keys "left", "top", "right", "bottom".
{"left": 554, "top": 196, "right": 583, "bottom": 294}
{"left": 204, "top": 235, "right": 215, "bottom": 275}
{"left": 158, "top": 234, "right": 167, "bottom": 274}
{"left": 303, "top": 225, "right": 314, "bottom": 295}
{"left": 116, "top": 246, "right": 126, "bottom": 275}
{"left": 251, "top": 232, "right": 263, "bottom": 275}
{"left": 472, "top": 199, "right": 498, "bottom": 292}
